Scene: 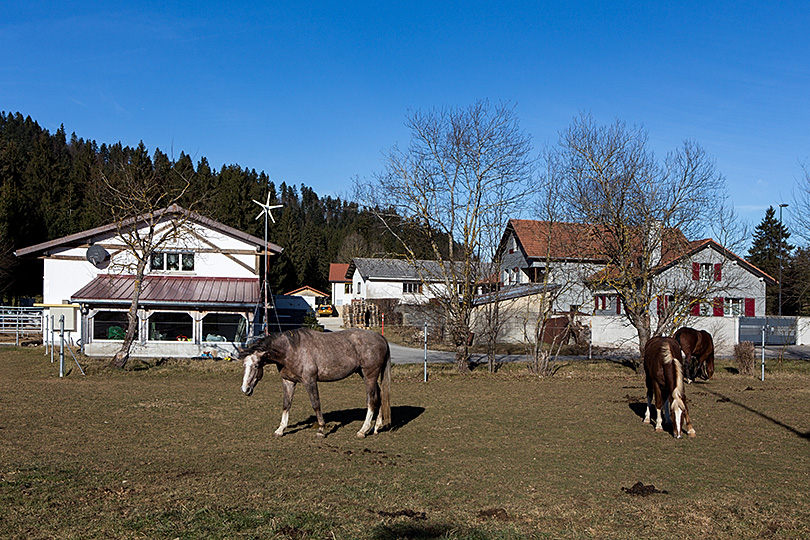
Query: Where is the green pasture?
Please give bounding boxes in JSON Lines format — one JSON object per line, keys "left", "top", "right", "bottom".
{"left": 1, "top": 347, "right": 808, "bottom": 539}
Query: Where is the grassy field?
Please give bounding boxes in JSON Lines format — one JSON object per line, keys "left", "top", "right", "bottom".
{"left": 1, "top": 346, "right": 809, "bottom": 539}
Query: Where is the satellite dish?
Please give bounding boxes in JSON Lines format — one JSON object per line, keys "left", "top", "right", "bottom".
{"left": 86, "top": 245, "right": 110, "bottom": 268}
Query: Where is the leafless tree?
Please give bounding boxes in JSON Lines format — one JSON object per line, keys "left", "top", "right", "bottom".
{"left": 97, "top": 153, "right": 194, "bottom": 368}
{"left": 356, "top": 101, "right": 535, "bottom": 371}
{"left": 547, "top": 114, "right": 733, "bottom": 365}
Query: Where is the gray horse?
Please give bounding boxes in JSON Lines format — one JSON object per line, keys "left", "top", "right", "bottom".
{"left": 239, "top": 328, "right": 391, "bottom": 438}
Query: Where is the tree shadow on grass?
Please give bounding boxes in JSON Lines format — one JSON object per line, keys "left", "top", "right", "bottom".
{"left": 703, "top": 387, "right": 810, "bottom": 441}
{"left": 285, "top": 405, "right": 425, "bottom": 436}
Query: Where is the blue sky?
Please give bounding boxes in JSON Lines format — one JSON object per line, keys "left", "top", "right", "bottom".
{"left": 2, "top": 1, "right": 809, "bottom": 236}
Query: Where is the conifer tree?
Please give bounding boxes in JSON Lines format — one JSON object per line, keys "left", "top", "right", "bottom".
{"left": 747, "top": 206, "right": 793, "bottom": 314}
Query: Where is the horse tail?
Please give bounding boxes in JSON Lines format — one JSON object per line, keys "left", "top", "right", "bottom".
{"left": 379, "top": 343, "right": 392, "bottom": 429}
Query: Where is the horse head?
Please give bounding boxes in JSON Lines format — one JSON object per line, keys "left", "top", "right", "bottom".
{"left": 240, "top": 350, "right": 265, "bottom": 396}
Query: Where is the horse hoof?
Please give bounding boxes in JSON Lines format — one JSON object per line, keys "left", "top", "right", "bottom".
{"left": 655, "top": 427, "right": 664, "bottom": 432}
{"left": 688, "top": 430, "right": 697, "bottom": 438}
{"left": 642, "top": 419, "right": 651, "bottom": 424}
{"left": 356, "top": 431, "right": 366, "bottom": 439}
{"left": 273, "top": 431, "right": 284, "bottom": 437}
{"left": 316, "top": 432, "right": 325, "bottom": 438}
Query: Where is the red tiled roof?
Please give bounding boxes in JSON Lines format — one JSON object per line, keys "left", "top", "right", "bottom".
{"left": 508, "top": 219, "right": 690, "bottom": 263}
{"left": 71, "top": 275, "right": 260, "bottom": 307}
{"left": 329, "top": 263, "right": 351, "bottom": 282}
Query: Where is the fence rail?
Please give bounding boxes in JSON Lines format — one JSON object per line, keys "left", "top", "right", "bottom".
{"left": 0, "top": 307, "right": 44, "bottom": 343}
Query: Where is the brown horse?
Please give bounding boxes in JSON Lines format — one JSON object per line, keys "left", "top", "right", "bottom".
{"left": 643, "top": 336, "right": 696, "bottom": 439}
{"left": 674, "top": 327, "right": 715, "bottom": 382}
{"left": 239, "top": 328, "right": 391, "bottom": 438}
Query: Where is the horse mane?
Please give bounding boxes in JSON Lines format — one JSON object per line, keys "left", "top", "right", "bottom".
{"left": 237, "top": 329, "right": 309, "bottom": 359}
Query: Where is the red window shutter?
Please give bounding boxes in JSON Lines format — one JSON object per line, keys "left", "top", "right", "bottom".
{"left": 714, "top": 263, "right": 722, "bottom": 281}
{"left": 616, "top": 296, "right": 621, "bottom": 315}
{"left": 594, "top": 296, "right": 598, "bottom": 311}
{"left": 744, "top": 298, "right": 755, "bottom": 317}
{"left": 656, "top": 296, "right": 662, "bottom": 315}
{"left": 692, "top": 262, "right": 700, "bottom": 280}
{"left": 691, "top": 300, "right": 701, "bottom": 316}
{"left": 713, "top": 297, "right": 724, "bottom": 317}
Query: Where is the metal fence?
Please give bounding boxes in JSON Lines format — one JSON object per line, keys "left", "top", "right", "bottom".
{"left": 0, "top": 306, "right": 44, "bottom": 345}
{"left": 738, "top": 316, "right": 797, "bottom": 346}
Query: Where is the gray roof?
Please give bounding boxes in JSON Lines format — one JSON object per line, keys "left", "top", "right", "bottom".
{"left": 346, "top": 257, "right": 491, "bottom": 283}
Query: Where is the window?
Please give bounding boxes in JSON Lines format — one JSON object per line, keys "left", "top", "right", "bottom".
{"left": 93, "top": 311, "right": 137, "bottom": 340}
{"left": 344, "top": 283, "right": 353, "bottom": 295}
{"left": 594, "top": 294, "right": 621, "bottom": 314}
{"left": 202, "top": 313, "right": 247, "bottom": 342}
{"left": 725, "top": 298, "right": 745, "bottom": 316}
{"left": 525, "top": 267, "right": 546, "bottom": 283}
{"left": 693, "top": 262, "right": 721, "bottom": 282}
{"left": 403, "top": 282, "right": 423, "bottom": 294}
{"left": 151, "top": 252, "right": 194, "bottom": 272}
{"left": 148, "top": 312, "right": 193, "bottom": 341}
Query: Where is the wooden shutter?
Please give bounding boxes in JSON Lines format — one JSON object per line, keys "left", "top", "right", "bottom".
{"left": 692, "top": 262, "right": 700, "bottom": 281}
{"left": 714, "top": 263, "right": 722, "bottom": 281}
{"left": 691, "top": 300, "right": 701, "bottom": 316}
{"left": 744, "top": 298, "right": 755, "bottom": 317}
{"left": 713, "top": 297, "right": 724, "bottom": 317}
{"left": 616, "top": 296, "right": 621, "bottom": 315}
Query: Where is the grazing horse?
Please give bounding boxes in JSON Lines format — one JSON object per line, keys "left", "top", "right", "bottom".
{"left": 674, "top": 327, "right": 715, "bottom": 382}
{"left": 239, "top": 328, "right": 391, "bottom": 438}
{"left": 643, "top": 336, "right": 696, "bottom": 439}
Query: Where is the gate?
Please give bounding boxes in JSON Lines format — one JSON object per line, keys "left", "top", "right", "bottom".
{"left": 738, "top": 316, "right": 797, "bottom": 346}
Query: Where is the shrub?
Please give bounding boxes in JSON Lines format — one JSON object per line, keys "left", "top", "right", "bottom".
{"left": 734, "top": 341, "right": 756, "bottom": 376}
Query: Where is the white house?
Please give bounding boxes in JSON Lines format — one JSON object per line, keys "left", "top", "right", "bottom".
{"left": 15, "top": 204, "right": 283, "bottom": 358}
{"left": 498, "top": 219, "right": 775, "bottom": 318}
{"left": 345, "top": 258, "right": 460, "bottom": 304}
{"left": 488, "top": 219, "right": 777, "bottom": 351}
{"left": 329, "top": 263, "right": 352, "bottom": 317}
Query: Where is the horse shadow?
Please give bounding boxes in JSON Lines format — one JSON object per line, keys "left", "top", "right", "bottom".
{"left": 285, "top": 405, "right": 426, "bottom": 436}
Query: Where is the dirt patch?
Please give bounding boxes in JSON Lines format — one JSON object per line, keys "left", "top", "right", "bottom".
{"left": 621, "top": 482, "right": 668, "bottom": 496}
{"left": 477, "top": 508, "right": 511, "bottom": 521}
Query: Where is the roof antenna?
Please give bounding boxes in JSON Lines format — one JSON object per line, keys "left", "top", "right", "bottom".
{"left": 253, "top": 193, "right": 283, "bottom": 334}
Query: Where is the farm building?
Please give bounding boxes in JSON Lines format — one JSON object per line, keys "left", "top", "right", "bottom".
{"left": 14, "top": 204, "right": 284, "bottom": 359}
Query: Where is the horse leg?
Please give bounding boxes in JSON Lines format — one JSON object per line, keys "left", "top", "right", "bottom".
{"left": 682, "top": 403, "right": 697, "bottom": 438}
{"left": 654, "top": 387, "right": 665, "bottom": 432}
{"left": 274, "top": 379, "right": 296, "bottom": 437}
{"left": 303, "top": 381, "right": 327, "bottom": 437}
{"left": 683, "top": 352, "right": 693, "bottom": 383}
{"left": 643, "top": 386, "right": 653, "bottom": 424}
{"left": 357, "top": 377, "right": 381, "bottom": 438}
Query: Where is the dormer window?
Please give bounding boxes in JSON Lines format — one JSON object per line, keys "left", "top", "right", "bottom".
{"left": 151, "top": 252, "right": 194, "bottom": 272}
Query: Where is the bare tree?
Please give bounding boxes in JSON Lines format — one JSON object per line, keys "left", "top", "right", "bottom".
{"left": 547, "top": 114, "right": 731, "bottom": 364}
{"left": 356, "top": 101, "right": 535, "bottom": 371}
{"left": 98, "top": 151, "right": 194, "bottom": 368}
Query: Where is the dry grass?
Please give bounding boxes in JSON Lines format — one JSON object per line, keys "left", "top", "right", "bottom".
{"left": 1, "top": 346, "right": 809, "bottom": 539}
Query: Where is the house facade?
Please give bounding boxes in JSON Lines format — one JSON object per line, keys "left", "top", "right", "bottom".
{"left": 345, "top": 258, "right": 457, "bottom": 305}
{"left": 328, "top": 263, "right": 352, "bottom": 317}
{"left": 15, "top": 205, "right": 283, "bottom": 358}
{"left": 498, "top": 219, "right": 774, "bottom": 319}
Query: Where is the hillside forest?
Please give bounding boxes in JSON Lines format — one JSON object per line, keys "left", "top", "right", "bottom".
{"left": 0, "top": 112, "right": 445, "bottom": 304}
{"left": 2, "top": 111, "right": 808, "bottom": 316}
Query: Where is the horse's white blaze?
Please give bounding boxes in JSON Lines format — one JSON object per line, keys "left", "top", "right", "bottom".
{"left": 241, "top": 353, "right": 259, "bottom": 394}
{"left": 674, "top": 408, "right": 683, "bottom": 437}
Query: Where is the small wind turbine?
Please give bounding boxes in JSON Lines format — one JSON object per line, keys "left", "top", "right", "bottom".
{"left": 253, "top": 193, "right": 283, "bottom": 334}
